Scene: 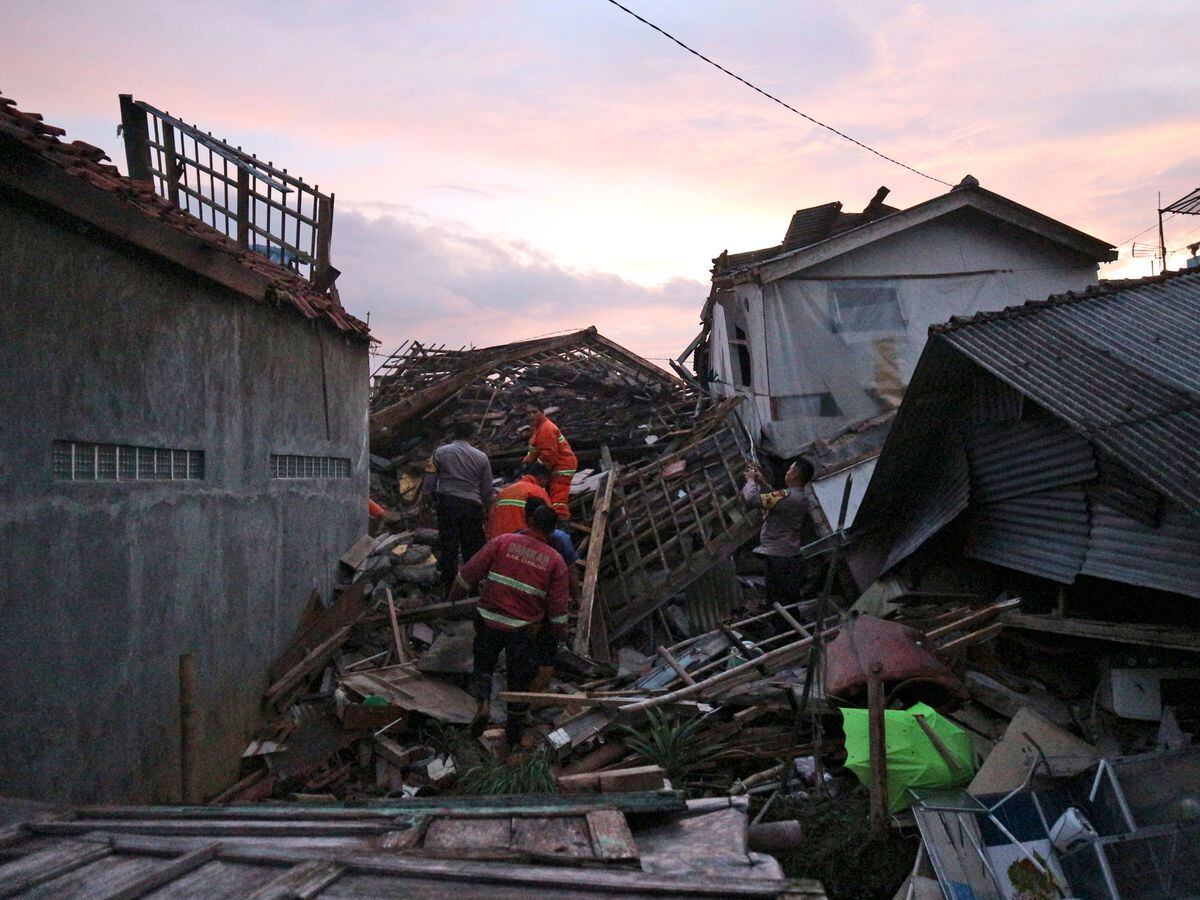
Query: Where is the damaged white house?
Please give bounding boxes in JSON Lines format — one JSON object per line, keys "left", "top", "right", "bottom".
{"left": 690, "top": 178, "right": 1117, "bottom": 462}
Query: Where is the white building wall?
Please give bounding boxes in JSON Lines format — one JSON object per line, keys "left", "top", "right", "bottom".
{"left": 740, "top": 209, "right": 1100, "bottom": 456}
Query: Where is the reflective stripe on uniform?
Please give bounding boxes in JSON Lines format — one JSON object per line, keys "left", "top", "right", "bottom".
{"left": 478, "top": 607, "right": 534, "bottom": 628}
{"left": 556, "top": 434, "right": 566, "bottom": 443}
{"left": 486, "top": 571, "right": 547, "bottom": 598}
{"left": 495, "top": 498, "right": 527, "bottom": 507}
{"left": 552, "top": 469, "right": 576, "bottom": 477}
{"left": 548, "top": 614, "right": 569, "bottom": 624}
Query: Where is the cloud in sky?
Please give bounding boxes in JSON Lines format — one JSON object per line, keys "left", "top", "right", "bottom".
{"left": 5, "top": 0, "right": 1200, "bottom": 353}
{"left": 333, "top": 210, "right": 706, "bottom": 360}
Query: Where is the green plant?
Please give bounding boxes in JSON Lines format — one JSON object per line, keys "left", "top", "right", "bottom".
{"left": 454, "top": 746, "right": 559, "bottom": 796}
{"left": 618, "top": 709, "right": 728, "bottom": 785}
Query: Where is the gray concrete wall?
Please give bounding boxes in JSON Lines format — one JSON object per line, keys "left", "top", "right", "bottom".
{"left": 0, "top": 195, "right": 369, "bottom": 803}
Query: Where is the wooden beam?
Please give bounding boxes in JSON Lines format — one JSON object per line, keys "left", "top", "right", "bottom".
{"left": 263, "top": 623, "right": 354, "bottom": 707}
{"left": 935, "top": 622, "right": 1002, "bottom": 653}
{"left": 98, "top": 844, "right": 218, "bottom": 900}
{"left": 244, "top": 860, "right": 345, "bottom": 900}
{"left": 107, "top": 833, "right": 812, "bottom": 897}
{"left": 924, "top": 596, "right": 1021, "bottom": 642}
{"left": 655, "top": 646, "right": 695, "bottom": 686}
{"left": 573, "top": 466, "right": 616, "bottom": 658}
{"left": 383, "top": 587, "right": 414, "bottom": 664}
{"left": 1001, "top": 612, "right": 1200, "bottom": 653}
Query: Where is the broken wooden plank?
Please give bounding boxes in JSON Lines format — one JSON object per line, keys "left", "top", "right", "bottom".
{"left": 935, "top": 622, "right": 1002, "bottom": 653}
{"left": 243, "top": 859, "right": 346, "bottom": 900}
{"left": 510, "top": 816, "right": 593, "bottom": 859}
{"left": 264, "top": 623, "right": 356, "bottom": 707}
{"left": 1001, "top": 612, "right": 1200, "bottom": 652}
{"left": 339, "top": 534, "right": 376, "bottom": 571}
{"left": 98, "top": 843, "right": 219, "bottom": 900}
{"left": 557, "top": 765, "right": 666, "bottom": 795}
{"left": 383, "top": 587, "right": 413, "bottom": 664}
{"left": 574, "top": 466, "right": 616, "bottom": 658}
{"left": 341, "top": 665, "right": 477, "bottom": 724}
{"left": 656, "top": 645, "right": 696, "bottom": 686}
{"left": 269, "top": 582, "right": 368, "bottom": 682}
{"left": 924, "top": 596, "right": 1020, "bottom": 642}
{"left": 965, "top": 671, "right": 1074, "bottom": 729}
{"left": 373, "top": 735, "right": 419, "bottom": 769}
{"left": 423, "top": 816, "right": 512, "bottom": 851}
{"left": 585, "top": 809, "right": 639, "bottom": 862}
{"left": 0, "top": 841, "right": 112, "bottom": 895}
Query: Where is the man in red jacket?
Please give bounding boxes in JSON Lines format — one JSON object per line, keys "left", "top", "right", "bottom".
{"left": 486, "top": 463, "right": 552, "bottom": 538}
{"left": 521, "top": 404, "right": 577, "bottom": 520}
{"left": 449, "top": 503, "right": 571, "bottom": 746}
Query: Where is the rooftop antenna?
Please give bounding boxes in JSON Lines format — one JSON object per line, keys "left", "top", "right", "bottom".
{"left": 1158, "top": 186, "right": 1200, "bottom": 275}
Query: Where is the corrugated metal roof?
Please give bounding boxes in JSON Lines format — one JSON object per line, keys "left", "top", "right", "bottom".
{"left": 1083, "top": 500, "right": 1200, "bottom": 598}
{"left": 936, "top": 270, "right": 1200, "bottom": 515}
{"left": 882, "top": 429, "right": 969, "bottom": 572}
{"left": 966, "top": 486, "right": 1090, "bottom": 583}
{"left": 967, "top": 417, "right": 1096, "bottom": 504}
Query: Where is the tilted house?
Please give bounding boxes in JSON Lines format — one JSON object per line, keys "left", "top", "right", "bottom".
{"left": 692, "top": 179, "right": 1117, "bottom": 460}
{"left": 848, "top": 270, "right": 1200, "bottom": 602}
{"left": 0, "top": 94, "right": 371, "bottom": 802}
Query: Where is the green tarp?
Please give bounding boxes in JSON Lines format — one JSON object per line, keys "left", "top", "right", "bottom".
{"left": 842, "top": 702, "right": 976, "bottom": 811}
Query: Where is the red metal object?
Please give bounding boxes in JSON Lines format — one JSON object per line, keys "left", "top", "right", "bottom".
{"left": 824, "top": 612, "right": 962, "bottom": 708}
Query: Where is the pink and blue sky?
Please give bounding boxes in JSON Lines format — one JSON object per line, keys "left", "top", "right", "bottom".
{"left": 7, "top": 1, "right": 1199, "bottom": 360}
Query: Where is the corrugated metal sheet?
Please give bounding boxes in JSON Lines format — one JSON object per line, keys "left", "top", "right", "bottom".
{"left": 966, "top": 486, "right": 1090, "bottom": 583}
{"left": 938, "top": 271, "right": 1200, "bottom": 514}
{"left": 882, "top": 430, "right": 970, "bottom": 572}
{"left": 966, "top": 371, "right": 1023, "bottom": 426}
{"left": 1082, "top": 501, "right": 1200, "bottom": 599}
{"left": 1090, "top": 454, "right": 1163, "bottom": 527}
{"left": 967, "top": 417, "right": 1095, "bottom": 504}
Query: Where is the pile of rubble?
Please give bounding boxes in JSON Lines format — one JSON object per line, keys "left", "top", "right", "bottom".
{"left": 203, "top": 317, "right": 1200, "bottom": 898}
{"left": 366, "top": 327, "right": 705, "bottom": 515}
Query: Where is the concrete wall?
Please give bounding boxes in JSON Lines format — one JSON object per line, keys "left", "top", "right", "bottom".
{"left": 0, "top": 195, "right": 369, "bottom": 803}
{"left": 716, "top": 208, "right": 1101, "bottom": 455}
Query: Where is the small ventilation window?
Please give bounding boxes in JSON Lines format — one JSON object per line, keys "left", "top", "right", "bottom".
{"left": 53, "top": 441, "right": 204, "bottom": 482}
{"left": 270, "top": 454, "right": 351, "bottom": 479}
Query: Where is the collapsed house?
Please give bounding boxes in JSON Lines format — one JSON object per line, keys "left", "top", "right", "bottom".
{"left": 688, "top": 179, "right": 1117, "bottom": 466}
{"left": 850, "top": 270, "right": 1200, "bottom": 603}
{"left": 368, "top": 328, "right": 758, "bottom": 655}
{"left": 0, "top": 93, "right": 370, "bottom": 803}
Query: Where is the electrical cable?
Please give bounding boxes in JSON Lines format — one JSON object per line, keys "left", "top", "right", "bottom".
{"left": 603, "top": 0, "right": 954, "bottom": 187}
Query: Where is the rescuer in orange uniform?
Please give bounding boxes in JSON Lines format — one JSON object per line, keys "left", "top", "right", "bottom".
{"left": 521, "top": 404, "right": 577, "bottom": 520}
{"left": 487, "top": 463, "right": 552, "bottom": 539}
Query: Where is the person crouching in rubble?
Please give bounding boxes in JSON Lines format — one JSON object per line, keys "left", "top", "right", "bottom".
{"left": 448, "top": 503, "right": 571, "bottom": 749}
{"left": 521, "top": 403, "right": 577, "bottom": 521}
{"left": 487, "top": 462, "right": 553, "bottom": 538}
{"left": 743, "top": 458, "right": 816, "bottom": 605}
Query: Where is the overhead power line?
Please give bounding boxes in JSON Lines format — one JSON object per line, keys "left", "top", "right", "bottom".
{"left": 603, "top": 0, "right": 953, "bottom": 187}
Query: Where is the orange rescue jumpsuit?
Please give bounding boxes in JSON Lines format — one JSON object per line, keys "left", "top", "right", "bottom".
{"left": 487, "top": 475, "right": 553, "bottom": 539}
{"left": 522, "top": 414, "right": 577, "bottom": 520}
